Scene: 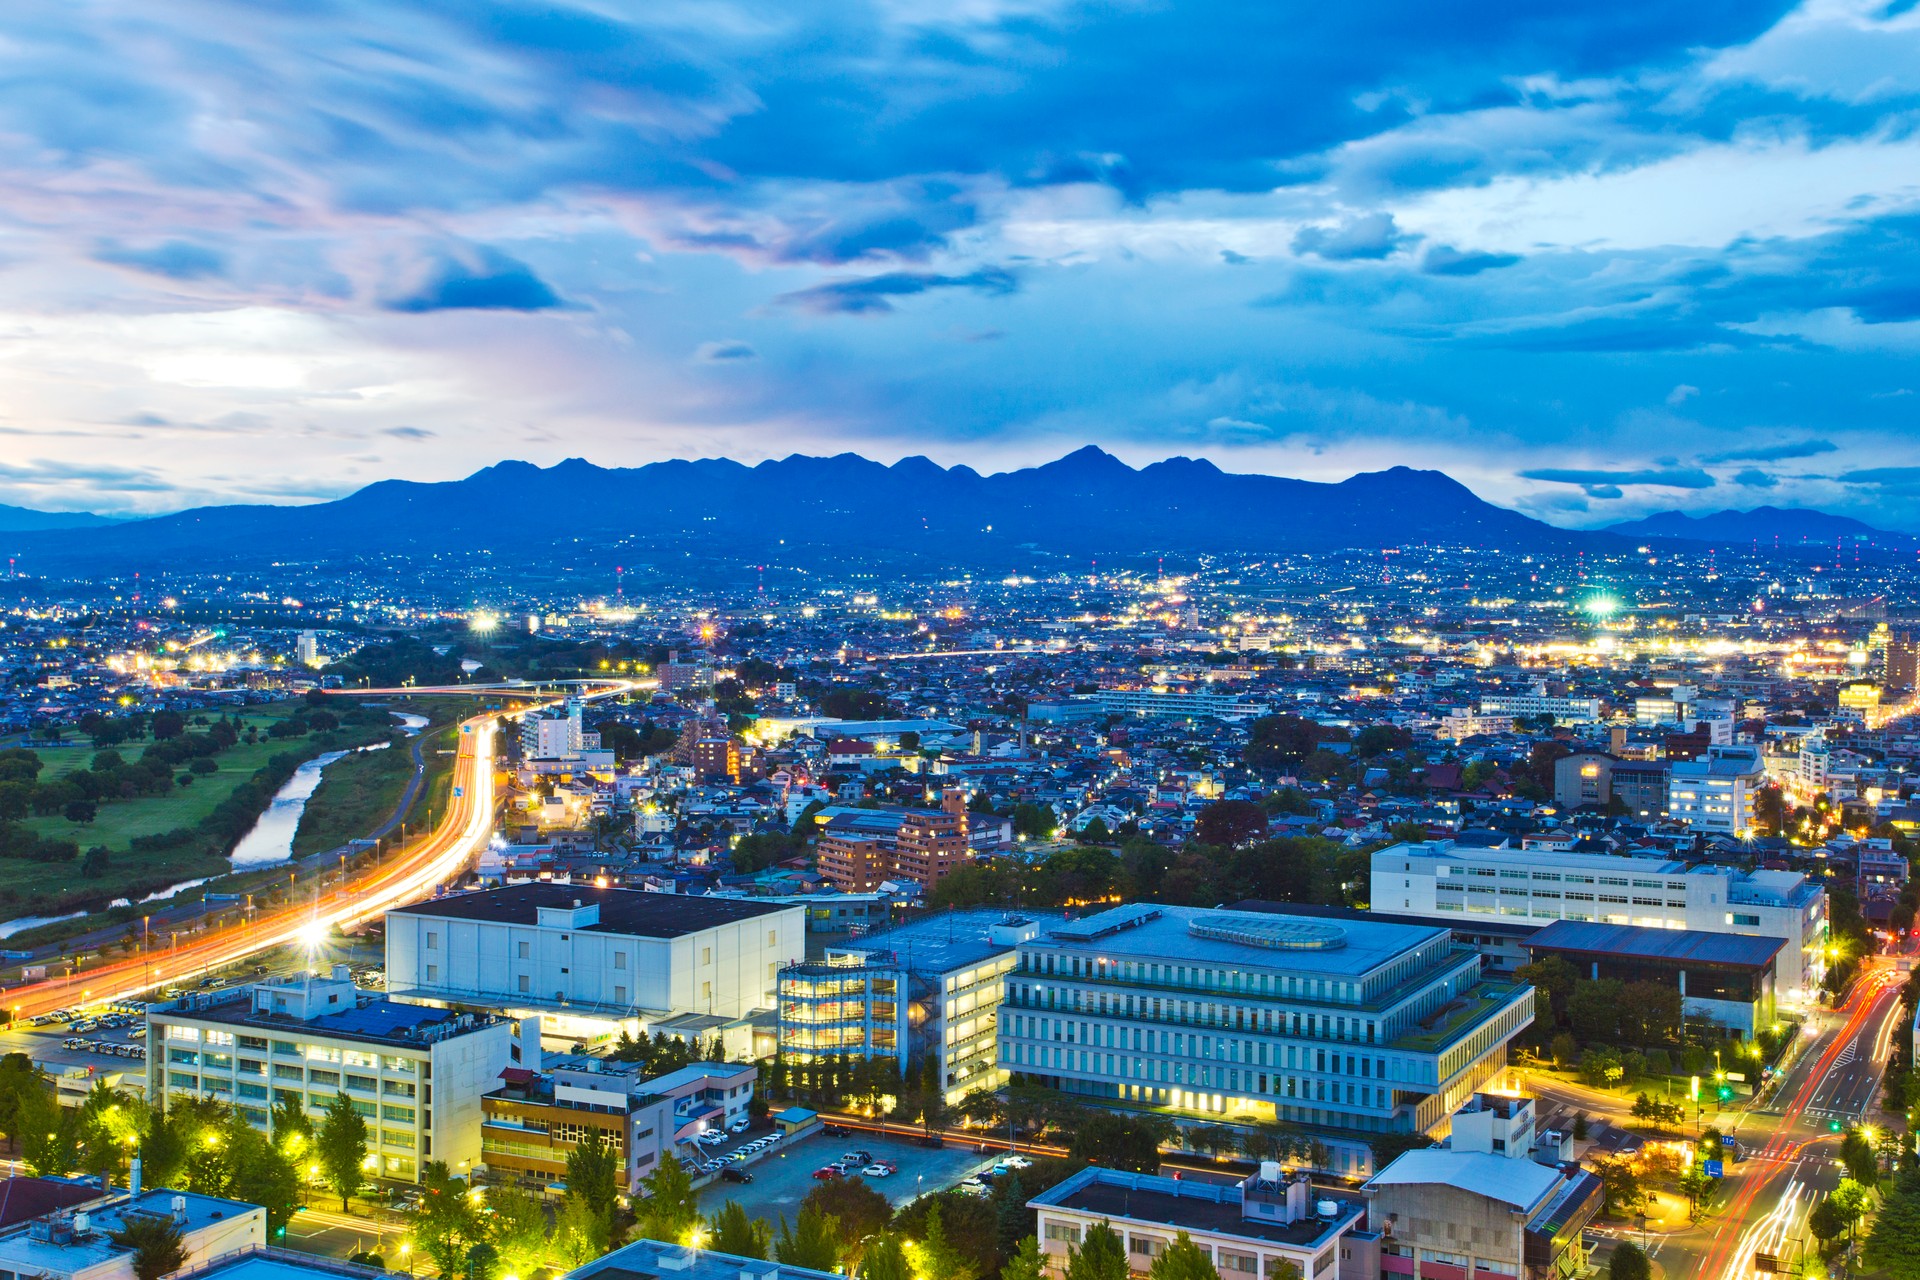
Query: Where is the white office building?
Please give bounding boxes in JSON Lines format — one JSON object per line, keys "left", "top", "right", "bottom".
{"left": 1370, "top": 840, "right": 1827, "bottom": 1006}
{"left": 0, "top": 1190, "right": 266, "bottom": 1280}
{"left": 386, "top": 883, "right": 805, "bottom": 1040}
{"left": 999, "top": 905, "right": 1535, "bottom": 1176}
{"left": 1668, "top": 744, "right": 1764, "bottom": 838}
{"left": 1475, "top": 692, "right": 1601, "bottom": 725}
{"left": 148, "top": 968, "right": 522, "bottom": 1184}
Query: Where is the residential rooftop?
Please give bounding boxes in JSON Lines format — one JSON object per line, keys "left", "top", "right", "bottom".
{"left": 1031, "top": 1167, "right": 1362, "bottom": 1250}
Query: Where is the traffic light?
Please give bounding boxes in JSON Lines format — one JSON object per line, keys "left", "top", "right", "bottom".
{"left": 1719, "top": 1085, "right": 1734, "bottom": 1102}
{"left": 1690, "top": 1075, "right": 1701, "bottom": 1101}
{"left": 1830, "top": 1119, "right": 1843, "bottom": 1133}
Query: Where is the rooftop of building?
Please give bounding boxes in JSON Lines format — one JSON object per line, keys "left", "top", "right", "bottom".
{"left": 566, "top": 1238, "right": 841, "bottom": 1280}
{"left": 156, "top": 1247, "right": 386, "bottom": 1280}
{"left": 1526, "top": 920, "right": 1785, "bottom": 968}
{"left": 160, "top": 986, "right": 502, "bottom": 1049}
{"left": 390, "top": 882, "right": 796, "bottom": 935}
{"left": 1233, "top": 900, "right": 1541, "bottom": 941}
{"left": 821, "top": 908, "right": 1069, "bottom": 976}
{"left": 0, "top": 1189, "right": 261, "bottom": 1274}
{"left": 0, "top": 1178, "right": 102, "bottom": 1231}
{"left": 1031, "top": 1167, "right": 1360, "bottom": 1250}
{"left": 1021, "top": 903, "right": 1455, "bottom": 980}
{"left": 1364, "top": 1149, "right": 1562, "bottom": 1212}
{"left": 1376, "top": 840, "right": 1692, "bottom": 874}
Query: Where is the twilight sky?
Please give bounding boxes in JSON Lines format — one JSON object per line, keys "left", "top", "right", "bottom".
{"left": 4, "top": 0, "right": 1920, "bottom": 527}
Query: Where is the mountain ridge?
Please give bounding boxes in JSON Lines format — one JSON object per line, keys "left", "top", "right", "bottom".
{"left": 1606, "top": 505, "right": 1910, "bottom": 545}
{"left": 0, "top": 448, "right": 1607, "bottom": 570}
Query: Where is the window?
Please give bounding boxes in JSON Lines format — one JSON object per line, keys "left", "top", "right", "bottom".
{"left": 615, "top": 986, "right": 628, "bottom": 1004}
{"left": 614, "top": 952, "right": 627, "bottom": 970}
{"left": 347, "top": 1074, "right": 377, "bottom": 1093}
{"left": 702, "top": 981, "right": 712, "bottom": 1002}
{"left": 517, "top": 941, "right": 530, "bottom": 960}
{"left": 702, "top": 947, "right": 712, "bottom": 965}
{"left": 381, "top": 1104, "right": 417, "bottom": 1124}
{"left": 426, "top": 931, "right": 438, "bottom": 950}
{"left": 517, "top": 975, "right": 530, "bottom": 993}
{"left": 1044, "top": 1224, "right": 1082, "bottom": 1246}
{"left": 767, "top": 930, "right": 777, "bottom": 946}
{"left": 425, "top": 964, "right": 439, "bottom": 982}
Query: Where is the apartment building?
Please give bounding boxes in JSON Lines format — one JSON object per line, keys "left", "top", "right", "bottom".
{"left": 998, "top": 905, "right": 1535, "bottom": 1177}
{"left": 385, "top": 884, "right": 804, "bottom": 1041}
{"left": 778, "top": 911, "right": 1060, "bottom": 1105}
{"left": 1668, "top": 744, "right": 1764, "bottom": 838}
{"left": 148, "top": 969, "right": 521, "bottom": 1184}
{"left": 1090, "top": 688, "right": 1274, "bottom": 721}
{"left": 481, "top": 1059, "right": 755, "bottom": 1193}
{"left": 814, "top": 790, "right": 972, "bottom": 892}
{"left": 1030, "top": 1164, "right": 1369, "bottom": 1280}
{"left": 1369, "top": 840, "right": 1826, "bottom": 1006}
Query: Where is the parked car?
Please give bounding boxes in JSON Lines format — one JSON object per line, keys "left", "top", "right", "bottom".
{"left": 917, "top": 1135, "right": 945, "bottom": 1149}
{"left": 957, "top": 1178, "right": 991, "bottom": 1197}
{"left": 812, "top": 1167, "right": 842, "bottom": 1181}
{"left": 860, "top": 1164, "right": 893, "bottom": 1178}
{"left": 822, "top": 1124, "right": 852, "bottom": 1137}
{"left": 721, "top": 1168, "right": 753, "bottom": 1184}
{"left": 993, "top": 1155, "right": 1034, "bottom": 1173}
{"left": 728, "top": 1119, "right": 751, "bottom": 1134}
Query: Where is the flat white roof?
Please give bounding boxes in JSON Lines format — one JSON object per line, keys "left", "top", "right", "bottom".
{"left": 1365, "top": 1150, "right": 1560, "bottom": 1212}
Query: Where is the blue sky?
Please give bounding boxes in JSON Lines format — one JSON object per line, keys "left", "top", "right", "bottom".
{"left": 4, "top": 0, "right": 1920, "bottom": 527}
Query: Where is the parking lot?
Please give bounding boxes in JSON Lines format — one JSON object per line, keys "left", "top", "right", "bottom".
{"left": 0, "top": 1004, "right": 153, "bottom": 1083}
{"left": 695, "top": 1129, "right": 1003, "bottom": 1221}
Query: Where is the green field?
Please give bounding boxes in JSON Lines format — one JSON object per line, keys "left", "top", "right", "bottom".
{"left": 0, "top": 706, "right": 389, "bottom": 917}
{"left": 291, "top": 700, "right": 470, "bottom": 856}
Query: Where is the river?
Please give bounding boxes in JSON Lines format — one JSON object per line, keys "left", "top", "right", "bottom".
{"left": 0, "top": 711, "right": 434, "bottom": 939}
{"left": 226, "top": 710, "right": 430, "bottom": 869}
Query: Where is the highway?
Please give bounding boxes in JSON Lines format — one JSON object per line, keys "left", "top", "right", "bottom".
{"left": 0, "top": 679, "right": 635, "bottom": 1020}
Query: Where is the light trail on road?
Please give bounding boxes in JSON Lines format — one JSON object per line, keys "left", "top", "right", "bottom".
{"left": 0, "top": 681, "right": 634, "bottom": 1020}
{"left": 1700, "top": 966, "right": 1905, "bottom": 1280}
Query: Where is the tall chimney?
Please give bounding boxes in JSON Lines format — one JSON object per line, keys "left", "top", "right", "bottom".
{"left": 128, "top": 1155, "right": 141, "bottom": 1197}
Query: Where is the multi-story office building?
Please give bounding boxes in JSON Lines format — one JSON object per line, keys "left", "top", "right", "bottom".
{"left": 1370, "top": 841, "right": 1826, "bottom": 1005}
{"left": 385, "top": 884, "right": 804, "bottom": 1043}
{"left": 1549, "top": 753, "right": 1612, "bottom": 810}
{"left": 1609, "top": 761, "right": 1670, "bottom": 821}
{"left": 814, "top": 791, "right": 972, "bottom": 892}
{"left": 1030, "top": 1164, "right": 1369, "bottom": 1280}
{"left": 1668, "top": 744, "right": 1764, "bottom": 838}
{"left": 778, "top": 911, "right": 1058, "bottom": 1104}
{"left": 0, "top": 1189, "right": 266, "bottom": 1280}
{"left": 1524, "top": 921, "right": 1781, "bottom": 1038}
{"left": 1475, "top": 693, "right": 1600, "bottom": 725}
{"left": 1091, "top": 688, "right": 1274, "bottom": 721}
{"left": 1889, "top": 630, "right": 1919, "bottom": 690}
{"left": 998, "top": 905, "right": 1534, "bottom": 1176}
{"left": 148, "top": 968, "right": 521, "bottom": 1183}
{"left": 1438, "top": 711, "right": 1514, "bottom": 741}
{"left": 481, "top": 1059, "right": 755, "bottom": 1193}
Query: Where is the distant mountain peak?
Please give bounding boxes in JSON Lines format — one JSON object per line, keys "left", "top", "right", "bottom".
{"left": 1608, "top": 505, "right": 1905, "bottom": 544}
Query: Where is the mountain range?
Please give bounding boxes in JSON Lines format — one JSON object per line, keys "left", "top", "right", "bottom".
{"left": 5, "top": 450, "right": 1911, "bottom": 573}
{"left": 0, "top": 448, "right": 1594, "bottom": 571}
{"left": 0, "top": 504, "right": 120, "bottom": 534}
{"left": 1605, "top": 506, "right": 1912, "bottom": 547}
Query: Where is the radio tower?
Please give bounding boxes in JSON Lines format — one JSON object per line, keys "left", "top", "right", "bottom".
{"left": 615, "top": 565, "right": 624, "bottom": 602}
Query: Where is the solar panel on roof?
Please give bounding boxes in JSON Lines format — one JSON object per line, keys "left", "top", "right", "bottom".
{"left": 1048, "top": 905, "right": 1161, "bottom": 940}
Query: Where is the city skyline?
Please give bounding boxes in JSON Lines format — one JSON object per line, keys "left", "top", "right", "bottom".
{"left": 3, "top": 1, "right": 1920, "bottom": 527}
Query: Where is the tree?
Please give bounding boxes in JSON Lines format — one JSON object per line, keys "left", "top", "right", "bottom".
{"left": 465, "top": 1242, "right": 501, "bottom": 1280}
{"left": 917, "top": 1201, "right": 977, "bottom": 1280}
{"left": 1863, "top": 1174, "right": 1920, "bottom": 1280}
{"left": 567, "top": 1131, "right": 623, "bottom": 1223}
{"left": 1515, "top": 957, "right": 1575, "bottom": 1022}
{"left": 414, "top": 1161, "right": 483, "bottom": 1277}
{"left": 638, "top": 1151, "right": 700, "bottom": 1244}
{"left": 17, "top": 1081, "right": 66, "bottom": 1176}
{"left": 487, "top": 1184, "right": 552, "bottom": 1278}
{"left": 139, "top": 1105, "right": 186, "bottom": 1192}
{"left": 711, "top": 1202, "right": 771, "bottom": 1261}
{"left": 1068, "top": 1111, "right": 1169, "bottom": 1173}
{"left": 553, "top": 1196, "right": 611, "bottom": 1270}
{"left": 802, "top": 1178, "right": 892, "bottom": 1259}
{"left": 1591, "top": 1156, "right": 1645, "bottom": 1217}
{"left": 1001, "top": 1237, "right": 1046, "bottom": 1280}
{"left": 1066, "top": 1221, "right": 1128, "bottom": 1280}
{"left": 1808, "top": 1199, "right": 1848, "bottom": 1248}
{"left": 1841, "top": 1127, "right": 1879, "bottom": 1186}
{"left": 1828, "top": 1179, "right": 1871, "bottom": 1242}
{"left": 110, "top": 1213, "right": 189, "bottom": 1280}
{"left": 862, "top": 1235, "right": 913, "bottom": 1280}
{"left": 1607, "top": 1242, "right": 1650, "bottom": 1280}
{"left": 0, "top": 1054, "right": 42, "bottom": 1152}
{"left": 228, "top": 1120, "right": 301, "bottom": 1238}
{"left": 315, "top": 1091, "right": 368, "bottom": 1211}
{"left": 1195, "top": 800, "right": 1265, "bottom": 848}
{"left": 1150, "top": 1232, "right": 1221, "bottom": 1280}
{"left": 775, "top": 1207, "right": 843, "bottom": 1272}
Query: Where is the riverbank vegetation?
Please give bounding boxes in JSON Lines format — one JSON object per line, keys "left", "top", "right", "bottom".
{"left": 291, "top": 699, "right": 463, "bottom": 857}
{"left": 0, "top": 699, "right": 395, "bottom": 918}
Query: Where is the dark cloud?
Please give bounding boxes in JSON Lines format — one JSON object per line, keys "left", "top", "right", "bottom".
{"left": 383, "top": 426, "right": 436, "bottom": 440}
{"left": 1522, "top": 467, "right": 1718, "bottom": 489}
{"left": 1733, "top": 469, "right": 1778, "bottom": 488}
{"left": 1841, "top": 467, "right": 1920, "bottom": 486}
{"left": 777, "top": 267, "right": 1017, "bottom": 316}
{"left": 1583, "top": 484, "right": 1624, "bottom": 499}
{"left": 1701, "top": 439, "right": 1836, "bottom": 463}
{"left": 383, "top": 246, "right": 561, "bottom": 313}
{"left": 1422, "top": 245, "right": 1522, "bottom": 275}
{"left": 1293, "top": 213, "right": 1408, "bottom": 261}
{"left": 696, "top": 340, "right": 758, "bottom": 361}
{"left": 94, "top": 239, "right": 227, "bottom": 280}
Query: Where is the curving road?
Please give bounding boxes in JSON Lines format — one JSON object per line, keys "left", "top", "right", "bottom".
{"left": 0, "top": 679, "right": 636, "bottom": 1020}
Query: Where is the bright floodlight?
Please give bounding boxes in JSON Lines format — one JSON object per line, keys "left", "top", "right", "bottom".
{"left": 1582, "top": 594, "right": 1620, "bottom": 618}
{"left": 300, "top": 920, "right": 328, "bottom": 950}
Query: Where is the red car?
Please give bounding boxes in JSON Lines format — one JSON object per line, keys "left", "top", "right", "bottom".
{"left": 812, "top": 1166, "right": 842, "bottom": 1180}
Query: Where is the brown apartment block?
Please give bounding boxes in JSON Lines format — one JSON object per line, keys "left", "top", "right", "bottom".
{"left": 817, "top": 789, "right": 972, "bottom": 891}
